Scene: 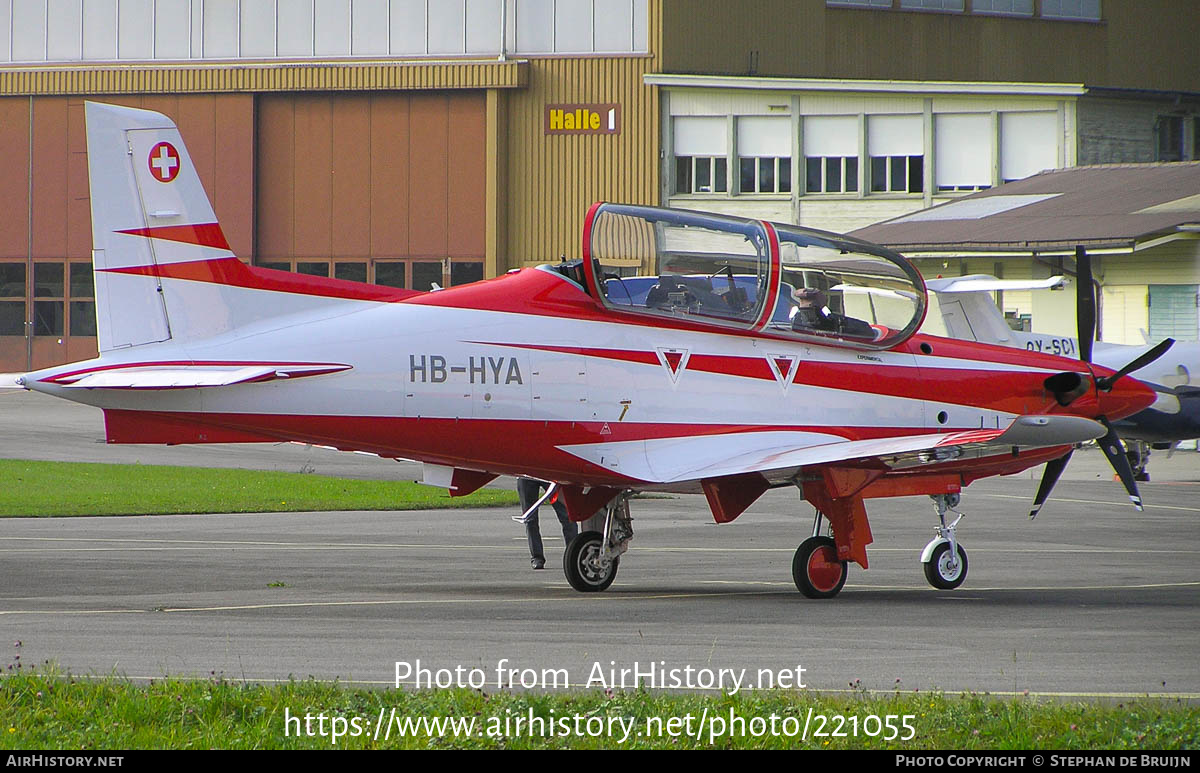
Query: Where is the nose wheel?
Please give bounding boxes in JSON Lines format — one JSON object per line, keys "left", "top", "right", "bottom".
{"left": 564, "top": 531, "right": 618, "bottom": 592}
{"left": 922, "top": 541, "right": 968, "bottom": 590}
{"left": 792, "top": 535, "right": 847, "bottom": 599}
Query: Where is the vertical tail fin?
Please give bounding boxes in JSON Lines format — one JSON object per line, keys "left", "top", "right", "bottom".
{"left": 86, "top": 101, "right": 236, "bottom": 351}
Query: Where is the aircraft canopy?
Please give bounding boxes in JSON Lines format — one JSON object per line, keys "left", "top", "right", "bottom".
{"left": 584, "top": 203, "right": 926, "bottom": 350}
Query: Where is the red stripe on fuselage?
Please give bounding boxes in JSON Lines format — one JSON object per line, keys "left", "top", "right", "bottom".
{"left": 473, "top": 341, "right": 1062, "bottom": 416}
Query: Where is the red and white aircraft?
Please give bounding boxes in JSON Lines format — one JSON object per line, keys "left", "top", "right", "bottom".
{"left": 12, "top": 102, "right": 1169, "bottom": 598}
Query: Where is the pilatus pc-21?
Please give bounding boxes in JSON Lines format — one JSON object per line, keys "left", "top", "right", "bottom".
{"left": 9, "top": 102, "right": 1172, "bottom": 598}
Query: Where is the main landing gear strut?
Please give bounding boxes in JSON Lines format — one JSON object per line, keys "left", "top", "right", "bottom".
{"left": 563, "top": 492, "right": 633, "bottom": 592}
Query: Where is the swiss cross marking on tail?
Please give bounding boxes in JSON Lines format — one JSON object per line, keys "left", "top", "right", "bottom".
{"left": 149, "top": 142, "right": 180, "bottom": 183}
{"left": 655, "top": 348, "right": 690, "bottom": 385}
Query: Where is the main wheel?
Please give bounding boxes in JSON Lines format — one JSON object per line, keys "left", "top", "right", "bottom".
{"left": 923, "top": 542, "right": 968, "bottom": 590}
{"left": 792, "top": 536, "right": 847, "bottom": 599}
{"left": 563, "top": 531, "right": 618, "bottom": 592}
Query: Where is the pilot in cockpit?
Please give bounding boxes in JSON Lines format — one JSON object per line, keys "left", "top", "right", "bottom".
{"left": 790, "top": 287, "right": 836, "bottom": 331}
{"left": 790, "top": 287, "right": 876, "bottom": 338}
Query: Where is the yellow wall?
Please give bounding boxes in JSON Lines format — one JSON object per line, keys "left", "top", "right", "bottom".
{"left": 502, "top": 54, "right": 662, "bottom": 268}
{"left": 1101, "top": 285, "right": 1150, "bottom": 345}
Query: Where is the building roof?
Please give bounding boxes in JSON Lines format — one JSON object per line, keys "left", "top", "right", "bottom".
{"left": 851, "top": 162, "right": 1200, "bottom": 255}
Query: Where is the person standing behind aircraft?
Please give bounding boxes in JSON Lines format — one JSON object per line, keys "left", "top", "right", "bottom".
{"left": 517, "top": 478, "right": 578, "bottom": 570}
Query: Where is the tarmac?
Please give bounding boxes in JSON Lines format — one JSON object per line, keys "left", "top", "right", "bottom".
{"left": 1, "top": 390, "right": 1198, "bottom": 698}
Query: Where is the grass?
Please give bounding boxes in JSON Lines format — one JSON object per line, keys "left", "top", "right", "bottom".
{"left": 0, "top": 666, "right": 1196, "bottom": 750}
{"left": 0, "top": 459, "right": 518, "bottom": 516}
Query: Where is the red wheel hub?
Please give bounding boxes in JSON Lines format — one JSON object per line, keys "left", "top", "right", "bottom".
{"left": 807, "top": 545, "right": 843, "bottom": 592}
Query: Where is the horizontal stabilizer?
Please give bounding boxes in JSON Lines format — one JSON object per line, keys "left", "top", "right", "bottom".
{"left": 47, "top": 363, "right": 350, "bottom": 390}
{"left": 925, "top": 275, "right": 1066, "bottom": 293}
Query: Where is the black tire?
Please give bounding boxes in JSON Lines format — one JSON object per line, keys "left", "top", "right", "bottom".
{"left": 923, "top": 542, "right": 968, "bottom": 590}
{"left": 792, "top": 536, "right": 847, "bottom": 599}
{"left": 563, "top": 531, "right": 618, "bottom": 592}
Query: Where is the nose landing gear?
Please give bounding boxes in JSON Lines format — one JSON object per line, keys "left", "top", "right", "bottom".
{"left": 921, "top": 494, "right": 968, "bottom": 590}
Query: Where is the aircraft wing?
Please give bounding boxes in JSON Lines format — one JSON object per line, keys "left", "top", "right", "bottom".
{"left": 40, "top": 363, "right": 351, "bottom": 389}
{"left": 558, "top": 415, "right": 1104, "bottom": 485}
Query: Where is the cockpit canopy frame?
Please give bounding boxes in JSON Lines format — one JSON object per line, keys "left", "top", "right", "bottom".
{"left": 582, "top": 203, "right": 927, "bottom": 351}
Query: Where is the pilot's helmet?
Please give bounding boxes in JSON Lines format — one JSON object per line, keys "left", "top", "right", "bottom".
{"left": 792, "top": 287, "right": 827, "bottom": 308}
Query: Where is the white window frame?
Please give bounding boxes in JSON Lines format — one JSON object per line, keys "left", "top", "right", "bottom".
{"left": 1040, "top": 0, "right": 1101, "bottom": 21}
{"left": 805, "top": 156, "right": 859, "bottom": 194}
{"left": 675, "top": 155, "right": 729, "bottom": 194}
{"left": 899, "top": 0, "right": 964, "bottom": 11}
{"left": 739, "top": 156, "right": 792, "bottom": 194}
{"left": 971, "top": 0, "right": 1034, "bottom": 16}
{"left": 934, "top": 113, "right": 994, "bottom": 192}
{"left": 870, "top": 155, "right": 923, "bottom": 194}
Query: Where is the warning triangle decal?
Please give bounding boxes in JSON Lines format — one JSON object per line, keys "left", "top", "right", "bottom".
{"left": 655, "top": 348, "right": 691, "bottom": 384}
{"left": 766, "top": 354, "right": 799, "bottom": 392}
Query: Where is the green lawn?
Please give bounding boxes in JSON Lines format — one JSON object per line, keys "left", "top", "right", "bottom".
{"left": 0, "top": 668, "right": 1195, "bottom": 749}
{"left": 0, "top": 459, "right": 517, "bottom": 516}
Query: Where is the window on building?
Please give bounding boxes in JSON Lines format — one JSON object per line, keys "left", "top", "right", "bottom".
{"left": 900, "top": 0, "right": 963, "bottom": 11}
{"left": 1040, "top": 0, "right": 1100, "bottom": 20}
{"left": 804, "top": 116, "right": 859, "bottom": 194}
{"left": 935, "top": 113, "right": 993, "bottom": 191}
{"left": 971, "top": 0, "right": 1033, "bottom": 15}
{"left": 33, "top": 262, "right": 64, "bottom": 337}
{"left": 68, "top": 262, "right": 96, "bottom": 337}
{"left": 334, "top": 261, "right": 367, "bottom": 283}
{"left": 296, "top": 262, "right": 330, "bottom": 277}
{"left": 1149, "top": 285, "right": 1200, "bottom": 343}
{"left": 868, "top": 115, "right": 924, "bottom": 193}
{"left": 737, "top": 117, "right": 792, "bottom": 194}
{"left": 412, "top": 261, "right": 444, "bottom": 291}
{"left": 1156, "top": 116, "right": 1185, "bottom": 162}
{"left": 826, "top": 0, "right": 892, "bottom": 7}
{"left": 674, "top": 117, "right": 729, "bottom": 194}
{"left": 1000, "top": 111, "right": 1058, "bottom": 182}
{"left": 373, "top": 261, "right": 407, "bottom": 289}
{"left": 0, "top": 263, "right": 25, "bottom": 336}
{"left": 450, "top": 261, "right": 484, "bottom": 286}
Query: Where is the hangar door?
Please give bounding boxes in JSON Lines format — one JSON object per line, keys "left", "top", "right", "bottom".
{"left": 1149, "top": 285, "right": 1200, "bottom": 342}
{"left": 256, "top": 92, "right": 486, "bottom": 291}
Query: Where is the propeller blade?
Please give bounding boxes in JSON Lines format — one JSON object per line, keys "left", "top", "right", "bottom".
{"left": 1029, "top": 449, "right": 1073, "bottom": 519}
{"left": 1096, "top": 416, "right": 1144, "bottom": 512}
{"left": 1075, "top": 246, "right": 1095, "bottom": 364}
{"left": 1095, "top": 338, "right": 1176, "bottom": 391}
